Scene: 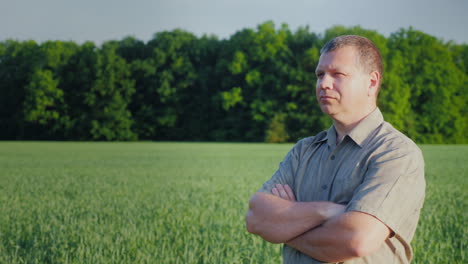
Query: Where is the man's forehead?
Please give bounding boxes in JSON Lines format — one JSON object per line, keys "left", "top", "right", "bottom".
{"left": 316, "top": 47, "right": 360, "bottom": 71}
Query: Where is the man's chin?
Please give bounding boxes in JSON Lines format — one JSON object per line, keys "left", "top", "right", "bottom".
{"left": 319, "top": 105, "right": 336, "bottom": 116}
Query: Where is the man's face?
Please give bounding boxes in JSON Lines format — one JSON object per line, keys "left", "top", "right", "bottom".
{"left": 315, "top": 46, "right": 372, "bottom": 121}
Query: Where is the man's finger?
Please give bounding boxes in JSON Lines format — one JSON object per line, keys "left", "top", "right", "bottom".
{"left": 272, "top": 187, "right": 280, "bottom": 196}
{"left": 276, "top": 184, "right": 289, "bottom": 199}
{"left": 284, "top": 184, "right": 296, "bottom": 201}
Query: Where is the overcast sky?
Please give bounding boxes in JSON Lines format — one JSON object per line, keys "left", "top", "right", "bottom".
{"left": 1, "top": 0, "right": 467, "bottom": 45}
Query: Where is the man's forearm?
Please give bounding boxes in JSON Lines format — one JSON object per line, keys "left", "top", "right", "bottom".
{"left": 246, "top": 192, "right": 345, "bottom": 243}
{"left": 286, "top": 211, "right": 391, "bottom": 262}
{"left": 286, "top": 214, "right": 358, "bottom": 262}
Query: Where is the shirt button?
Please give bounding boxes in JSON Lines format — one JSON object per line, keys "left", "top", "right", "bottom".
{"left": 330, "top": 155, "right": 335, "bottom": 160}
{"left": 321, "top": 184, "right": 327, "bottom": 190}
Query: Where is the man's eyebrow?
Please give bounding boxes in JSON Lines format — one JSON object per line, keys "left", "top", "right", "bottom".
{"left": 315, "top": 66, "right": 338, "bottom": 74}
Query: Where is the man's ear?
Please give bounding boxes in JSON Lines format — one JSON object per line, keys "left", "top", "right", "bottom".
{"left": 368, "top": 71, "right": 380, "bottom": 97}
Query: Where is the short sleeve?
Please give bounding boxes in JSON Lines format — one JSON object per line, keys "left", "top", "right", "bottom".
{"left": 346, "top": 142, "right": 425, "bottom": 241}
{"left": 258, "top": 142, "right": 301, "bottom": 194}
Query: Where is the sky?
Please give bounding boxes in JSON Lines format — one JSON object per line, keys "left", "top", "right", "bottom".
{"left": 1, "top": 0, "right": 467, "bottom": 45}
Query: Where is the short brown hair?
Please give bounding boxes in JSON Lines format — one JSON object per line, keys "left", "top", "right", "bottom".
{"left": 321, "top": 35, "right": 383, "bottom": 88}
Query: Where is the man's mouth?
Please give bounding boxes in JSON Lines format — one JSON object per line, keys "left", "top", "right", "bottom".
{"left": 320, "top": 95, "right": 335, "bottom": 100}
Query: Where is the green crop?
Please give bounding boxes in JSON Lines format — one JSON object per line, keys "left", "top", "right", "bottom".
{"left": 0, "top": 142, "right": 465, "bottom": 263}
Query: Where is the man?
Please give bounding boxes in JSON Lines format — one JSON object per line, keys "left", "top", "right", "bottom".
{"left": 245, "top": 35, "right": 425, "bottom": 263}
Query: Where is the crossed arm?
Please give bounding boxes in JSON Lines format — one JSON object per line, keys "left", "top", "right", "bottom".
{"left": 245, "top": 184, "right": 391, "bottom": 262}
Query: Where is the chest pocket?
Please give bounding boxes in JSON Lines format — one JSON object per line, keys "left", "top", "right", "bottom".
{"left": 329, "top": 157, "right": 367, "bottom": 204}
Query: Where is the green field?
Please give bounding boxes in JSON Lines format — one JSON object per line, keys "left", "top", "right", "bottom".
{"left": 0, "top": 142, "right": 466, "bottom": 263}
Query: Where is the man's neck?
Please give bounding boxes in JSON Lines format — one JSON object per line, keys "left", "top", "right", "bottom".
{"left": 333, "top": 107, "right": 377, "bottom": 144}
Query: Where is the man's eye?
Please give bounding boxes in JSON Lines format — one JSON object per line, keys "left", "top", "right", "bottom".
{"left": 316, "top": 73, "right": 324, "bottom": 78}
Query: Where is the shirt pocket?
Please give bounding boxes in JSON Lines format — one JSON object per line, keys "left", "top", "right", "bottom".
{"left": 329, "top": 162, "right": 365, "bottom": 204}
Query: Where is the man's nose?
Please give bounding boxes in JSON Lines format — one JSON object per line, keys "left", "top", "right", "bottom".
{"left": 319, "top": 74, "right": 333, "bottom": 90}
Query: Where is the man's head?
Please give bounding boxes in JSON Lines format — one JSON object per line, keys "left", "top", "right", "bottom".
{"left": 320, "top": 35, "right": 383, "bottom": 90}
{"left": 315, "top": 35, "right": 382, "bottom": 123}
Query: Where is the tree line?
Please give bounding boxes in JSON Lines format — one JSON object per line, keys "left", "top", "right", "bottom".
{"left": 1, "top": 22, "right": 467, "bottom": 143}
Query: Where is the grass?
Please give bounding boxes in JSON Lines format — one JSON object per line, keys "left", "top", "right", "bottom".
{"left": 0, "top": 142, "right": 466, "bottom": 263}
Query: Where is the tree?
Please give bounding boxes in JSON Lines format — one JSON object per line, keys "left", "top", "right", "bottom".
{"left": 132, "top": 30, "right": 198, "bottom": 140}
{"left": 86, "top": 42, "right": 137, "bottom": 140}
{"left": 378, "top": 50, "right": 412, "bottom": 131}
{"left": 58, "top": 42, "right": 98, "bottom": 140}
{"left": 213, "top": 21, "right": 295, "bottom": 141}
{"left": 283, "top": 26, "right": 324, "bottom": 141}
{"left": 0, "top": 40, "right": 42, "bottom": 139}
{"left": 23, "top": 69, "right": 62, "bottom": 134}
{"left": 179, "top": 34, "right": 221, "bottom": 141}
{"left": 386, "top": 28, "right": 466, "bottom": 143}
{"left": 265, "top": 112, "right": 289, "bottom": 143}
{"left": 21, "top": 41, "right": 79, "bottom": 139}
{"left": 0, "top": 24, "right": 466, "bottom": 143}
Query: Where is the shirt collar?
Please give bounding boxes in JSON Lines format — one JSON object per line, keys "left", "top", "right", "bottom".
{"left": 347, "top": 108, "right": 384, "bottom": 147}
{"left": 324, "top": 108, "right": 384, "bottom": 148}
{"left": 325, "top": 125, "right": 337, "bottom": 147}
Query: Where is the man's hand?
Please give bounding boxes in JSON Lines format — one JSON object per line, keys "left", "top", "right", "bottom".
{"left": 271, "top": 184, "right": 296, "bottom": 201}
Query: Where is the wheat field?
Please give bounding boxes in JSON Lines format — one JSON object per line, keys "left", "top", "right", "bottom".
{"left": 0, "top": 142, "right": 466, "bottom": 263}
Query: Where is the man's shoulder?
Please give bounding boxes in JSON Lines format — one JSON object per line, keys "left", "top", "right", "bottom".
{"left": 373, "top": 121, "right": 422, "bottom": 156}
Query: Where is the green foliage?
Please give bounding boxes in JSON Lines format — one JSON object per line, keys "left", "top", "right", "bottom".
{"left": 86, "top": 43, "right": 137, "bottom": 141}
{"left": 0, "top": 40, "right": 42, "bottom": 138}
{"left": 0, "top": 23, "right": 467, "bottom": 143}
{"left": 129, "top": 30, "right": 198, "bottom": 140}
{"left": 59, "top": 42, "right": 99, "bottom": 140}
{"left": 265, "top": 112, "right": 290, "bottom": 143}
{"left": 379, "top": 51, "right": 412, "bottom": 131}
{"left": 229, "top": 51, "right": 247, "bottom": 74}
{"left": 385, "top": 28, "right": 467, "bottom": 143}
{"left": 0, "top": 142, "right": 465, "bottom": 263}
{"left": 23, "top": 69, "right": 62, "bottom": 125}
{"left": 220, "top": 87, "right": 244, "bottom": 111}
